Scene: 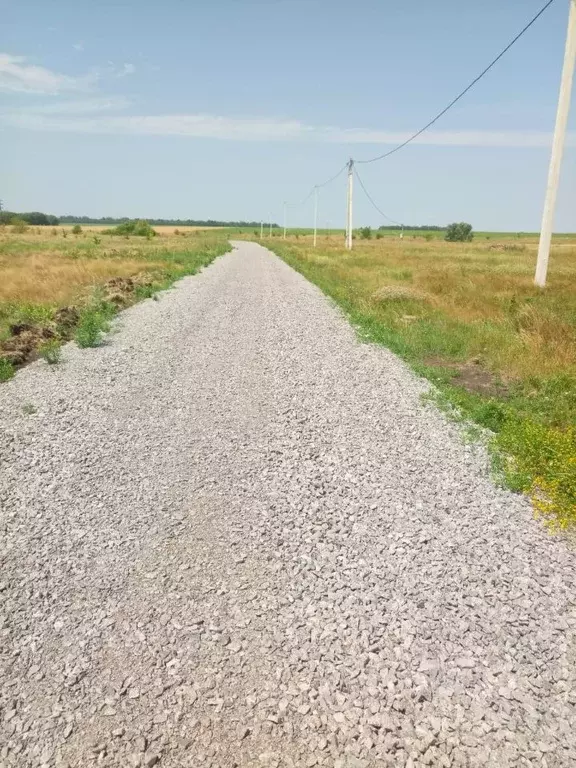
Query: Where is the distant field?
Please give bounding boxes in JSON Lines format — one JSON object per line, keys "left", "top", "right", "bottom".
{"left": 59, "top": 224, "right": 226, "bottom": 234}
{"left": 260, "top": 232, "right": 576, "bottom": 530}
{"left": 0, "top": 225, "right": 229, "bottom": 376}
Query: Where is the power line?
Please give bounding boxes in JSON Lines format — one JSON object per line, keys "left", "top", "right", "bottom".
{"left": 355, "top": 0, "right": 557, "bottom": 165}
{"left": 285, "top": 163, "right": 348, "bottom": 209}
{"left": 353, "top": 165, "right": 403, "bottom": 226}
{"left": 316, "top": 163, "right": 348, "bottom": 189}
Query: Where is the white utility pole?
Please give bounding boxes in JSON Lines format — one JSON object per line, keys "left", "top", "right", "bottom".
{"left": 535, "top": 0, "right": 576, "bottom": 287}
{"left": 313, "top": 186, "right": 318, "bottom": 247}
{"left": 345, "top": 158, "right": 354, "bottom": 250}
{"left": 283, "top": 202, "right": 287, "bottom": 239}
{"left": 269, "top": 215, "right": 272, "bottom": 238}
{"left": 260, "top": 220, "right": 264, "bottom": 239}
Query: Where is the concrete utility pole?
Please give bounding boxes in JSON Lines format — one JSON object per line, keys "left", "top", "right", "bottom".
{"left": 260, "top": 220, "right": 264, "bottom": 239}
{"left": 345, "top": 159, "right": 354, "bottom": 250}
{"left": 313, "top": 186, "right": 318, "bottom": 247}
{"left": 269, "top": 215, "right": 272, "bottom": 238}
{"left": 283, "top": 202, "right": 287, "bottom": 239}
{"left": 535, "top": 0, "right": 576, "bottom": 287}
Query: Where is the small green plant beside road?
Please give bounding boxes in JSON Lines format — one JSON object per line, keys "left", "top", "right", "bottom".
{"left": 74, "top": 303, "right": 115, "bottom": 348}
{"left": 39, "top": 339, "right": 62, "bottom": 364}
{"left": 0, "top": 358, "right": 14, "bottom": 382}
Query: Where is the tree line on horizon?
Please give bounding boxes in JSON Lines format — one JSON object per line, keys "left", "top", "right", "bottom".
{"left": 58, "top": 215, "right": 278, "bottom": 228}
{"left": 0, "top": 210, "right": 451, "bottom": 231}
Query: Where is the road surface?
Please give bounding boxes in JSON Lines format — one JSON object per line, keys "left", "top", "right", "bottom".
{"left": 1, "top": 241, "right": 575, "bottom": 768}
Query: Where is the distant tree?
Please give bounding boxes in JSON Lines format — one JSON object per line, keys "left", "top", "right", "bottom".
{"left": 445, "top": 222, "right": 473, "bottom": 242}
{"left": 72, "top": 224, "right": 82, "bottom": 235}
{"left": 359, "top": 226, "right": 372, "bottom": 240}
{"left": 23, "top": 212, "right": 50, "bottom": 225}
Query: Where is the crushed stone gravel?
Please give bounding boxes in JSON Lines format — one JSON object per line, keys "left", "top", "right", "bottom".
{"left": 0, "top": 241, "right": 575, "bottom": 768}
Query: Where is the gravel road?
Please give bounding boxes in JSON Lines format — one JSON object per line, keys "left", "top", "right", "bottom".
{"left": 1, "top": 241, "right": 575, "bottom": 768}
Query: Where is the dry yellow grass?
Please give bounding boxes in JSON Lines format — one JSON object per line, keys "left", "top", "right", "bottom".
{"left": 267, "top": 231, "right": 576, "bottom": 528}
{"left": 59, "top": 224, "right": 223, "bottom": 234}
{"left": 273, "top": 234, "right": 576, "bottom": 381}
{"left": 0, "top": 227, "right": 227, "bottom": 333}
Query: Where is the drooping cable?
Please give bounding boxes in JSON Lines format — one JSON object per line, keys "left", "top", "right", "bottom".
{"left": 355, "top": 0, "right": 557, "bottom": 164}
{"left": 354, "top": 165, "right": 403, "bottom": 227}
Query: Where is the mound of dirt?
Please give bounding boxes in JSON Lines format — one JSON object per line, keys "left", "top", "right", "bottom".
{"left": 54, "top": 306, "right": 80, "bottom": 333}
{"left": 2, "top": 326, "right": 55, "bottom": 367}
{"left": 103, "top": 276, "right": 153, "bottom": 306}
{"left": 1, "top": 274, "right": 155, "bottom": 372}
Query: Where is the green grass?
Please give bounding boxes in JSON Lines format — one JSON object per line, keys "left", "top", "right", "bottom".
{"left": 1, "top": 231, "right": 230, "bottom": 365}
{"left": 38, "top": 339, "right": 62, "bottom": 364}
{"left": 74, "top": 303, "right": 114, "bottom": 348}
{"left": 265, "top": 236, "right": 576, "bottom": 530}
{"left": 0, "top": 357, "right": 14, "bottom": 382}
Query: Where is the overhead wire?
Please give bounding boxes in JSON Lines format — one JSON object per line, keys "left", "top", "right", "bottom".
{"left": 355, "top": 0, "right": 557, "bottom": 164}
{"left": 285, "top": 163, "right": 348, "bottom": 210}
{"left": 353, "top": 166, "right": 403, "bottom": 227}
{"left": 278, "top": 0, "right": 556, "bottom": 231}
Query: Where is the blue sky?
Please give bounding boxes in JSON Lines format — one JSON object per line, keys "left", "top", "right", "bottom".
{"left": 1, "top": 0, "right": 575, "bottom": 230}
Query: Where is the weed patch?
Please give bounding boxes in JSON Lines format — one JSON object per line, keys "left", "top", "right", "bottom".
{"left": 0, "top": 357, "right": 14, "bottom": 381}
{"left": 39, "top": 339, "right": 62, "bottom": 365}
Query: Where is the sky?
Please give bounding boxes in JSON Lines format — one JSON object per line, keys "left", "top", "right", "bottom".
{"left": 1, "top": 0, "right": 575, "bottom": 231}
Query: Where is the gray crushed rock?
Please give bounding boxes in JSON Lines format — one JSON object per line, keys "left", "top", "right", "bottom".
{"left": 0, "top": 241, "right": 575, "bottom": 767}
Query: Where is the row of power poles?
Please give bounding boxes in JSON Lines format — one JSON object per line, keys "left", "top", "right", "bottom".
{"left": 268, "top": 0, "right": 575, "bottom": 286}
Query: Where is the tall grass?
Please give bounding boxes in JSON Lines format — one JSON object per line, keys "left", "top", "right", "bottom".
{"left": 266, "top": 234, "right": 576, "bottom": 530}
{"left": 0, "top": 228, "right": 230, "bottom": 358}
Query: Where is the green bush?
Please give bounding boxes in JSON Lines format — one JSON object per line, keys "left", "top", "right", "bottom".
{"left": 359, "top": 226, "right": 372, "bottom": 240}
{"left": 445, "top": 222, "right": 474, "bottom": 242}
{"left": 39, "top": 339, "right": 62, "bottom": 365}
{"left": 74, "top": 309, "right": 110, "bottom": 348}
{"left": 72, "top": 224, "right": 82, "bottom": 235}
{"left": 106, "top": 219, "right": 156, "bottom": 237}
{"left": 11, "top": 217, "right": 28, "bottom": 234}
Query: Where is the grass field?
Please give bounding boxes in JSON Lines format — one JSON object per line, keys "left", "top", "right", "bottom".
{"left": 0, "top": 225, "right": 230, "bottom": 375}
{"left": 261, "top": 231, "right": 576, "bottom": 530}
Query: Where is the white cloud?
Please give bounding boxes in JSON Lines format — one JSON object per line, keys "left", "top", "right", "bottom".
{"left": 1, "top": 108, "right": 571, "bottom": 149}
{"left": 3, "top": 112, "right": 307, "bottom": 140}
{"left": 116, "top": 63, "right": 135, "bottom": 78}
{"left": 0, "top": 96, "right": 131, "bottom": 115}
{"left": 0, "top": 94, "right": 576, "bottom": 148}
{"left": 0, "top": 53, "right": 96, "bottom": 94}
{"left": 73, "top": 42, "right": 84, "bottom": 52}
